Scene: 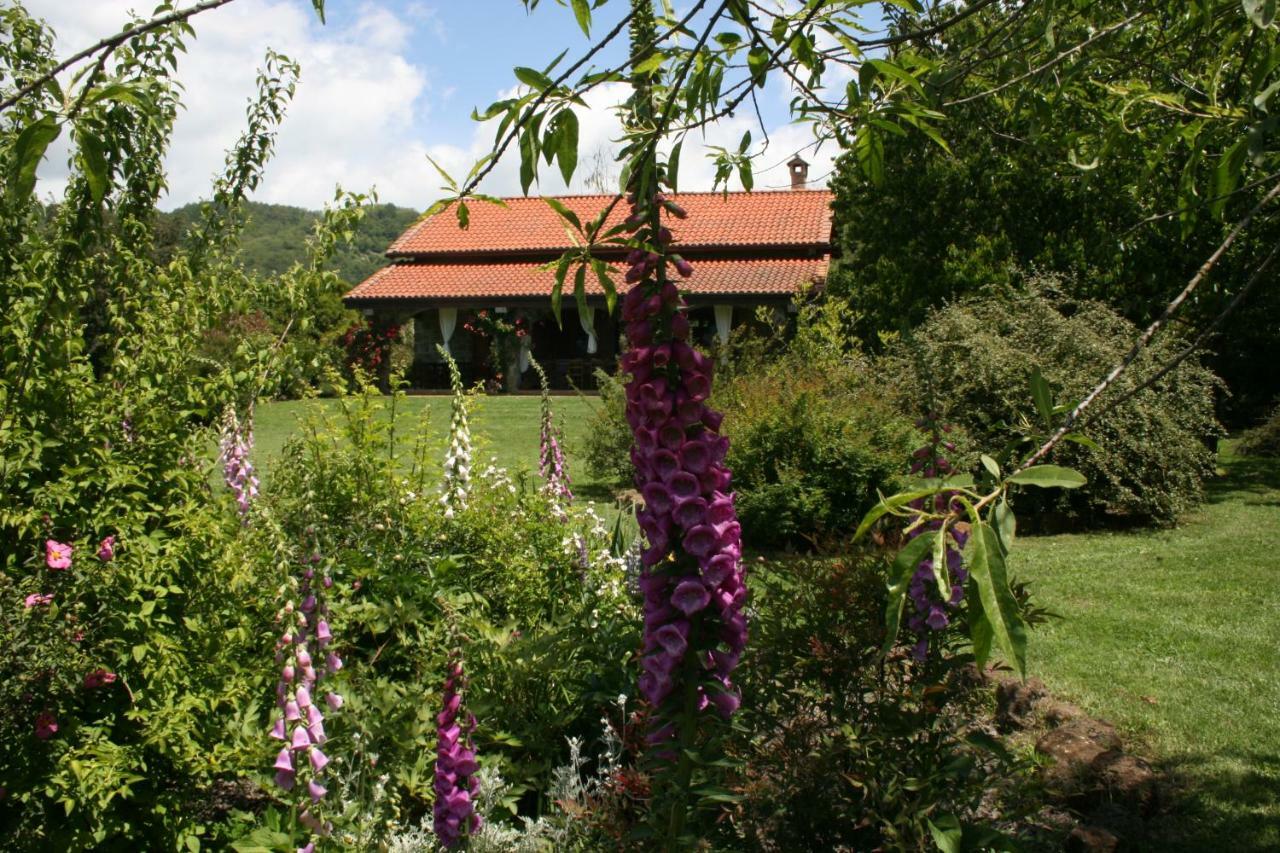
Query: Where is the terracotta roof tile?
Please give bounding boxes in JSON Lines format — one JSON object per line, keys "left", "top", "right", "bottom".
{"left": 388, "top": 190, "right": 834, "bottom": 256}
{"left": 345, "top": 257, "right": 828, "bottom": 303}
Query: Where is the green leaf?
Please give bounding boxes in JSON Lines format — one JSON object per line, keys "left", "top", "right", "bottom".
{"left": 456, "top": 200, "right": 470, "bottom": 229}
{"left": 9, "top": 115, "right": 60, "bottom": 200}
{"left": 553, "top": 109, "right": 579, "bottom": 185}
{"left": 570, "top": 0, "right": 592, "bottom": 35}
{"left": 1030, "top": 367, "right": 1054, "bottom": 423}
{"left": 544, "top": 197, "right": 582, "bottom": 232}
{"left": 1060, "top": 432, "right": 1100, "bottom": 451}
{"left": 964, "top": 521, "right": 1027, "bottom": 677}
{"left": 747, "top": 46, "right": 770, "bottom": 86}
{"left": 572, "top": 264, "right": 590, "bottom": 331}
{"left": 970, "top": 609, "right": 993, "bottom": 667}
{"left": 78, "top": 131, "right": 109, "bottom": 204}
{"left": 738, "top": 160, "right": 754, "bottom": 191}
{"left": 927, "top": 813, "right": 963, "bottom": 853}
{"left": 993, "top": 497, "right": 1016, "bottom": 555}
{"left": 514, "top": 67, "right": 554, "bottom": 91}
{"left": 632, "top": 51, "right": 666, "bottom": 76}
{"left": 310, "top": 0, "right": 326, "bottom": 24}
{"left": 519, "top": 129, "right": 537, "bottom": 195}
{"left": 550, "top": 253, "right": 571, "bottom": 325}
{"left": 853, "top": 486, "right": 952, "bottom": 541}
{"left": 591, "top": 257, "right": 616, "bottom": 314}
{"left": 667, "top": 137, "right": 682, "bottom": 191}
{"left": 980, "top": 454, "right": 1001, "bottom": 479}
{"left": 882, "top": 531, "right": 937, "bottom": 655}
{"left": 1007, "top": 465, "right": 1086, "bottom": 489}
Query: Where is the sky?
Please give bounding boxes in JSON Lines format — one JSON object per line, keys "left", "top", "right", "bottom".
{"left": 27, "top": 0, "right": 850, "bottom": 211}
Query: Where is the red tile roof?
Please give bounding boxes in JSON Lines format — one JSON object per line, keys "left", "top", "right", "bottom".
{"left": 387, "top": 190, "right": 834, "bottom": 257}
{"left": 345, "top": 257, "right": 828, "bottom": 303}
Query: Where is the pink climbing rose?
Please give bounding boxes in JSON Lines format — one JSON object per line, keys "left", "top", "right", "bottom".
{"left": 97, "top": 535, "right": 116, "bottom": 562}
{"left": 34, "top": 712, "right": 58, "bottom": 740}
{"left": 24, "top": 593, "right": 53, "bottom": 609}
{"left": 45, "top": 540, "right": 72, "bottom": 570}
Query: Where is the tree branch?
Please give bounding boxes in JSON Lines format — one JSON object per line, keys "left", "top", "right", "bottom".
{"left": 0, "top": 0, "right": 241, "bottom": 114}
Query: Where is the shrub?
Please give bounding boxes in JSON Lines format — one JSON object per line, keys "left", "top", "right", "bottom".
{"left": 722, "top": 554, "right": 1036, "bottom": 850}
{"left": 580, "top": 368, "right": 634, "bottom": 489}
{"left": 717, "top": 359, "right": 917, "bottom": 548}
{"left": 877, "top": 280, "right": 1224, "bottom": 527}
{"left": 1239, "top": 403, "right": 1280, "bottom": 457}
{"left": 583, "top": 300, "right": 920, "bottom": 547}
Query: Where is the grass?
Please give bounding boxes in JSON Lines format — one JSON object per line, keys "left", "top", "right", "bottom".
{"left": 254, "top": 393, "right": 620, "bottom": 505}
{"left": 1009, "top": 444, "right": 1280, "bottom": 850}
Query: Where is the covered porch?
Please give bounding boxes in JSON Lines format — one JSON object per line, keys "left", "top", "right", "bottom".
{"left": 364, "top": 295, "right": 785, "bottom": 392}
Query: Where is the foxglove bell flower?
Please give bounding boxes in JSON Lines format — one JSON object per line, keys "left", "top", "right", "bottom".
{"left": 433, "top": 654, "right": 481, "bottom": 848}
{"left": 438, "top": 348, "right": 472, "bottom": 515}
{"left": 619, "top": 186, "right": 748, "bottom": 751}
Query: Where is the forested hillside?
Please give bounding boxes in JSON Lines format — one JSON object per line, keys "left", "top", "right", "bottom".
{"left": 155, "top": 200, "right": 419, "bottom": 285}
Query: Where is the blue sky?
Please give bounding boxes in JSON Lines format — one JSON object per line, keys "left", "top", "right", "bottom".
{"left": 30, "top": 0, "right": 846, "bottom": 209}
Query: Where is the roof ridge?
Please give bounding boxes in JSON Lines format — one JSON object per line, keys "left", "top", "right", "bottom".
{"left": 448, "top": 188, "right": 833, "bottom": 203}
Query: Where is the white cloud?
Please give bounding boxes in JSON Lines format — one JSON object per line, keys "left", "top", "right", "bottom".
{"left": 28, "top": 0, "right": 830, "bottom": 212}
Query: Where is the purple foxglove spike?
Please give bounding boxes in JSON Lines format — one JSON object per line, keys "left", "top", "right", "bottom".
{"left": 282, "top": 665, "right": 295, "bottom": 683}
{"left": 270, "top": 717, "right": 287, "bottom": 740}
{"left": 307, "top": 779, "right": 327, "bottom": 802}
{"left": 326, "top": 652, "right": 343, "bottom": 672}
{"left": 306, "top": 704, "right": 324, "bottom": 727}
{"left": 290, "top": 726, "right": 311, "bottom": 751}
{"left": 285, "top": 701, "right": 301, "bottom": 722}
{"left": 273, "top": 748, "right": 294, "bottom": 772}
{"left": 295, "top": 685, "right": 311, "bottom": 708}
{"left": 325, "top": 692, "right": 343, "bottom": 710}
{"left": 298, "top": 844, "right": 315, "bottom": 853}
{"left": 308, "top": 719, "right": 327, "bottom": 744}
{"left": 295, "top": 649, "right": 312, "bottom": 668}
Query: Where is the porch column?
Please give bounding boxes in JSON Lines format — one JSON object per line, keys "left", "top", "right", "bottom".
{"left": 438, "top": 307, "right": 458, "bottom": 355}
{"left": 579, "top": 306, "right": 598, "bottom": 354}
{"left": 714, "top": 304, "right": 733, "bottom": 345}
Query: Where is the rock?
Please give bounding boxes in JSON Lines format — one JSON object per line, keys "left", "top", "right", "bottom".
{"left": 1065, "top": 824, "right": 1119, "bottom": 853}
{"left": 1040, "top": 699, "right": 1085, "bottom": 727}
{"left": 995, "top": 676, "right": 1048, "bottom": 729}
{"left": 1036, "top": 719, "right": 1122, "bottom": 794}
{"left": 1095, "top": 752, "right": 1159, "bottom": 816}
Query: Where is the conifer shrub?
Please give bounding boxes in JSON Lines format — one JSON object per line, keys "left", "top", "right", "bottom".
{"left": 877, "top": 282, "right": 1224, "bottom": 527}
{"left": 1239, "top": 404, "right": 1280, "bottom": 457}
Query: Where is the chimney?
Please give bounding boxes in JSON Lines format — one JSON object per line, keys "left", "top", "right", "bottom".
{"left": 787, "top": 155, "right": 809, "bottom": 190}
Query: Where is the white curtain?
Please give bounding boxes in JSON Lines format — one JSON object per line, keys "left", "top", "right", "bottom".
{"left": 714, "top": 304, "right": 733, "bottom": 345}
{"left": 438, "top": 307, "right": 457, "bottom": 356}
{"left": 579, "top": 306, "right": 598, "bottom": 355}
{"left": 518, "top": 334, "right": 532, "bottom": 373}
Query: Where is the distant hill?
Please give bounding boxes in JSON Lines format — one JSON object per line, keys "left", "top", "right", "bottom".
{"left": 157, "top": 201, "right": 420, "bottom": 286}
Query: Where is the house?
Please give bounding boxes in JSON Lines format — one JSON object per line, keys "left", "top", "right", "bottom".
{"left": 343, "top": 157, "right": 834, "bottom": 390}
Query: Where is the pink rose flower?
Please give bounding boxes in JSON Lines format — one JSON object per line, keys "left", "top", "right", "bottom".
{"left": 34, "top": 711, "right": 58, "bottom": 740}
{"left": 24, "top": 593, "right": 54, "bottom": 609}
{"left": 45, "top": 540, "right": 72, "bottom": 570}
{"left": 97, "top": 535, "right": 116, "bottom": 562}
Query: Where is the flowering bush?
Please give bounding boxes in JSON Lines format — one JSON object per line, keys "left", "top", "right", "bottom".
{"left": 342, "top": 317, "right": 403, "bottom": 380}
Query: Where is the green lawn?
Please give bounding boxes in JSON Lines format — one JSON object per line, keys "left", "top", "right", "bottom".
{"left": 254, "top": 394, "right": 620, "bottom": 505}
{"left": 1009, "top": 446, "right": 1280, "bottom": 850}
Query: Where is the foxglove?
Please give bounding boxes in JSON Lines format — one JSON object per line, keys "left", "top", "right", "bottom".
{"left": 437, "top": 348, "right": 472, "bottom": 517}
{"left": 433, "top": 653, "right": 480, "bottom": 848}
{"left": 619, "top": 185, "right": 748, "bottom": 753}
